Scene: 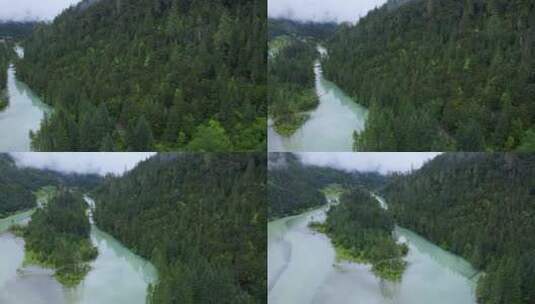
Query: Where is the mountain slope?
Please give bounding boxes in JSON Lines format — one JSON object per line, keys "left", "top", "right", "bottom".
{"left": 268, "top": 18, "right": 337, "bottom": 40}
{"left": 18, "top": 0, "right": 266, "bottom": 151}
{"left": 384, "top": 153, "right": 535, "bottom": 303}
{"left": 92, "top": 153, "right": 266, "bottom": 303}
{"left": 324, "top": 0, "right": 535, "bottom": 151}
{"left": 268, "top": 153, "right": 386, "bottom": 218}
{"left": 0, "top": 153, "right": 101, "bottom": 217}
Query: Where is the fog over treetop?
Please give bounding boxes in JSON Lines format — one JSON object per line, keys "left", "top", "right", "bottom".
{"left": 268, "top": 0, "right": 387, "bottom": 23}
{"left": 0, "top": 0, "right": 81, "bottom": 21}
{"left": 297, "top": 153, "right": 441, "bottom": 174}
{"left": 10, "top": 153, "right": 154, "bottom": 175}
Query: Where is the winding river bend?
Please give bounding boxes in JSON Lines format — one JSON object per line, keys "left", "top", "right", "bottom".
{"left": 0, "top": 46, "right": 52, "bottom": 151}
{"left": 268, "top": 194, "right": 479, "bottom": 304}
{"left": 268, "top": 46, "right": 368, "bottom": 152}
{"left": 0, "top": 196, "right": 157, "bottom": 304}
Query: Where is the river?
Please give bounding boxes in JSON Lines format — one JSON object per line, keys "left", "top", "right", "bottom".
{"left": 0, "top": 196, "right": 158, "bottom": 304}
{"left": 0, "top": 46, "right": 52, "bottom": 151}
{"left": 268, "top": 46, "right": 368, "bottom": 152}
{"left": 268, "top": 194, "right": 479, "bottom": 304}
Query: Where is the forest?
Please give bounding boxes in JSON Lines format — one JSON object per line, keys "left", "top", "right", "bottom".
{"left": 92, "top": 153, "right": 266, "bottom": 303}
{"left": 268, "top": 35, "right": 317, "bottom": 135}
{"left": 20, "top": 189, "right": 98, "bottom": 286}
{"left": 268, "top": 19, "right": 338, "bottom": 136}
{"left": 268, "top": 153, "right": 385, "bottom": 219}
{"left": 0, "top": 42, "right": 9, "bottom": 110}
{"left": 0, "top": 21, "right": 36, "bottom": 38}
{"left": 384, "top": 153, "right": 535, "bottom": 303}
{"left": 17, "top": 0, "right": 266, "bottom": 152}
{"left": 0, "top": 153, "right": 100, "bottom": 217}
{"left": 312, "top": 187, "right": 408, "bottom": 281}
{"left": 323, "top": 0, "right": 535, "bottom": 151}
{"left": 268, "top": 18, "right": 337, "bottom": 41}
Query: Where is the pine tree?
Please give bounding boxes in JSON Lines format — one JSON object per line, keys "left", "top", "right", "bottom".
{"left": 128, "top": 116, "right": 154, "bottom": 151}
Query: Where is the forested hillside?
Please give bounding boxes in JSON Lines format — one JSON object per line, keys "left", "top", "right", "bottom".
{"left": 0, "top": 42, "right": 10, "bottom": 110}
{"left": 17, "top": 0, "right": 266, "bottom": 152}
{"left": 324, "top": 0, "right": 535, "bottom": 151}
{"left": 0, "top": 21, "right": 36, "bottom": 38}
{"left": 268, "top": 153, "right": 385, "bottom": 218}
{"left": 268, "top": 18, "right": 337, "bottom": 40}
{"left": 0, "top": 153, "right": 101, "bottom": 217}
{"left": 316, "top": 187, "right": 408, "bottom": 281}
{"left": 384, "top": 153, "right": 535, "bottom": 303}
{"left": 92, "top": 153, "right": 266, "bottom": 303}
{"left": 268, "top": 19, "right": 339, "bottom": 136}
{"left": 268, "top": 36, "right": 317, "bottom": 135}
{"left": 22, "top": 189, "right": 98, "bottom": 286}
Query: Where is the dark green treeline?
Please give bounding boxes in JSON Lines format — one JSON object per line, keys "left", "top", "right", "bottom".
{"left": 0, "top": 42, "right": 10, "bottom": 110}
{"left": 321, "top": 187, "right": 407, "bottom": 281}
{"left": 92, "top": 153, "right": 266, "bottom": 303}
{"left": 0, "top": 154, "right": 100, "bottom": 218}
{"left": 268, "top": 153, "right": 386, "bottom": 219}
{"left": 268, "top": 19, "right": 325, "bottom": 135}
{"left": 324, "top": 0, "right": 535, "bottom": 151}
{"left": 22, "top": 190, "right": 98, "bottom": 286}
{"left": 384, "top": 153, "right": 535, "bottom": 304}
{"left": 17, "top": 0, "right": 266, "bottom": 152}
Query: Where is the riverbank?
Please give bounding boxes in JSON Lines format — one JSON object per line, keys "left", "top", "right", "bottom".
{"left": 268, "top": 48, "right": 368, "bottom": 152}
{"left": 0, "top": 64, "right": 52, "bottom": 151}
{"left": 268, "top": 193, "right": 478, "bottom": 304}
{"left": 0, "top": 196, "right": 158, "bottom": 304}
{"left": 310, "top": 190, "right": 407, "bottom": 281}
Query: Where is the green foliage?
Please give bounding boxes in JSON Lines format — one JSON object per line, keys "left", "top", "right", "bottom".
{"left": 22, "top": 190, "right": 98, "bottom": 287}
{"left": 93, "top": 153, "right": 266, "bottom": 303}
{"left": 268, "top": 35, "right": 318, "bottom": 136}
{"left": 186, "top": 119, "right": 233, "bottom": 152}
{"left": 324, "top": 0, "right": 535, "bottom": 151}
{"left": 321, "top": 187, "right": 407, "bottom": 281}
{"left": 384, "top": 153, "right": 535, "bottom": 303}
{"left": 268, "top": 18, "right": 337, "bottom": 41}
{"left": 517, "top": 128, "right": 535, "bottom": 152}
{"left": 268, "top": 153, "right": 386, "bottom": 219}
{"left": 0, "top": 22, "right": 36, "bottom": 38}
{"left": 18, "top": 0, "right": 266, "bottom": 151}
{"left": 0, "top": 153, "right": 102, "bottom": 218}
{"left": 0, "top": 42, "right": 10, "bottom": 110}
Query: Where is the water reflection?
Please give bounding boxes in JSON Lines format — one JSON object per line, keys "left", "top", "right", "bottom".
{"left": 268, "top": 195, "right": 478, "bottom": 304}
{"left": 0, "top": 209, "right": 158, "bottom": 304}
{"left": 0, "top": 65, "right": 52, "bottom": 151}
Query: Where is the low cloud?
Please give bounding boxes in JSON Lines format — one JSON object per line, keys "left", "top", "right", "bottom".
{"left": 268, "top": 0, "right": 387, "bottom": 23}
{"left": 297, "top": 152, "right": 441, "bottom": 174}
{"left": 0, "top": 0, "right": 81, "bottom": 21}
{"left": 10, "top": 152, "right": 155, "bottom": 176}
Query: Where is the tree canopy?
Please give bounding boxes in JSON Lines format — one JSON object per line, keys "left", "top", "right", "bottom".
{"left": 384, "top": 153, "right": 535, "bottom": 303}
{"left": 93, "top": 153, "right": 267, "bottom": 303}
{"left": 324, "top": 0, "right": 535, "bottom": 151}
{"left": 17, "top": 0, "right": 266, "bottom": 151}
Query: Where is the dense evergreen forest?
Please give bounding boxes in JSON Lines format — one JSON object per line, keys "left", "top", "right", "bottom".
{"left": 0, "top": 21, "right": 36, "bottom": 38}
{"left": 0, "top": 42, "right": 10, "bottom": 110}
{"left": 268, "top": 35, "right": 317, "bottom": 135}
{"left": 384, "top": 153, "right": 535, "bottom": 303}
{"left": 268, "top": 18, "right": 337, "bottom": 41}
{"left": 17, "top": 0, "right": 266, "bottom": 152}
{"left": 0, "top": 153, "right": 100, "bottom": 217}
{"left": 92, "top": 153, "right": 266, "bottom": 303}
{"left": 323, "top": 0, "right": 535, "bottom": 151}
{"left": 268, "top": 19, "right": 337, "bottom": 136}
{"left": 21, "top": 189, "right": 98, "bottom": 286}
{"left": 268, "top": 153, "right": 385, "bottom": 218}
{"left": 313, "top": 187, "right": 408, "bottom": 281}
